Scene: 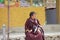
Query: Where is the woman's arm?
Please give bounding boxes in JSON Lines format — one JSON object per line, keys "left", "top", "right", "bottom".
{"left": 25, "top": 19, "right": 29, "bottom": 32}
{"left": 25, "top": 19, "right": 32, "bottom": 33}
{"left": 37, "top": 19, "right": 43, "bottom": 27}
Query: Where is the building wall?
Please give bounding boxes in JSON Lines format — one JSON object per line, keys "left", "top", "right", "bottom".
{"left": 0, "top": 8, "right": 8, "bottom": 28}
{"left": 0, "top": 7, "right": 45, "bottom": 28}
{"left": 0, "top": 0, "right": 46, "bottom": 28}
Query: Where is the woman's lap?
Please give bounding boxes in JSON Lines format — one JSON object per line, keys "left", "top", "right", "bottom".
{"left": 25, "top": 32, "right": 43, "bottom": 40}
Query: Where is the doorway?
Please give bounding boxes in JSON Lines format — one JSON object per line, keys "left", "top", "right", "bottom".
{"left": 45, "top": 0, "right": 56, "bottom": 24}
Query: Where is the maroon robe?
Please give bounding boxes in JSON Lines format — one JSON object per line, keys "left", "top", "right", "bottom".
{"left": 25, "top": 18, "right": 45, "bottom": 40}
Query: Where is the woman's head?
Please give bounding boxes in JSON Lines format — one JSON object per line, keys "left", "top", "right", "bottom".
{"left": 29, "top": 11, "right": 36, "bottom": 19}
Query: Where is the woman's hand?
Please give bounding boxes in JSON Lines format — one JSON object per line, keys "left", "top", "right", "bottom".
{"left": 39, "top": 25, "right": 43, "bottom": 27}
{"left": 38, "top": 28, "right": 41, "bottom": 33}
{"left": 26, "top": 29, "right": 32, "bottom": 33}
{"left": 28, "top": 30, "right": 32, "bottom": 33}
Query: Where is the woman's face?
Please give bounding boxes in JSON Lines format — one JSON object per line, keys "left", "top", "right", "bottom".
{"left": 31, "top": 13, "right": 36, "bottom": 19}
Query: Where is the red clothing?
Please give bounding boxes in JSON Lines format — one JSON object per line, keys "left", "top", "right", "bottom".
{"left": 25, "top": 18, "right": 45, "bottom": 40}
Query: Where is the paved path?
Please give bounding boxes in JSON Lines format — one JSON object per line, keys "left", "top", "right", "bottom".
{"left": 0, "top": 32, "right": 60, "bottom": 40}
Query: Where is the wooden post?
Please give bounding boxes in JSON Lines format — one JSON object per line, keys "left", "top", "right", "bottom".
{"left": 43, "top": 0, "right": 46, "bottom": 7}
{"left": 7, "top": 0, "right": 10, "bottom": 40}
{"left": 31, "top": 0, "right": 32, "bottom": 6}
{"left": 56, "top": 0, "right": 60, "bottom": 24}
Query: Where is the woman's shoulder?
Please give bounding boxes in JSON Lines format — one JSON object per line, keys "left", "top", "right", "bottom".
{"left": 26, "top": 18, "right": 31, "bottom": 22}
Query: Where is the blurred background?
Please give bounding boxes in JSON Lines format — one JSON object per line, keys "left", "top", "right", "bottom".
{"left": 0, "top": 0, "right": 60, "bottom": 40}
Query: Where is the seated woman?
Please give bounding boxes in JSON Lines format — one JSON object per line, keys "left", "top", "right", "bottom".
{"left": 25, "top": 12, "right": 45, "bottom": 40}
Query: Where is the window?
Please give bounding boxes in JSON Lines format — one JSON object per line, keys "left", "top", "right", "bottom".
{"left": 33, "top": 0, "right": 43, "bottom": 7}
{"left": 20, "top": 0, "right": 30, "bottom": 7}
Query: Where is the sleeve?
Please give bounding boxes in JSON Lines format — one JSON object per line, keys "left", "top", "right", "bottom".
{"left": 25, "top": 19, "right": 29, "bottom": 31}
{"left": 25, "top": 19, "right": 29, "bottom": 34}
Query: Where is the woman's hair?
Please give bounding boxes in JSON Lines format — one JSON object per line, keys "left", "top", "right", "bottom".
{"left": 29, "top": 11, "right": 36, "bottom": 17}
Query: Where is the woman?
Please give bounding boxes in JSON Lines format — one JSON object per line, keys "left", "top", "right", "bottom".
{"left": 25, "top": 12, "right": 44, "bottom": 40}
